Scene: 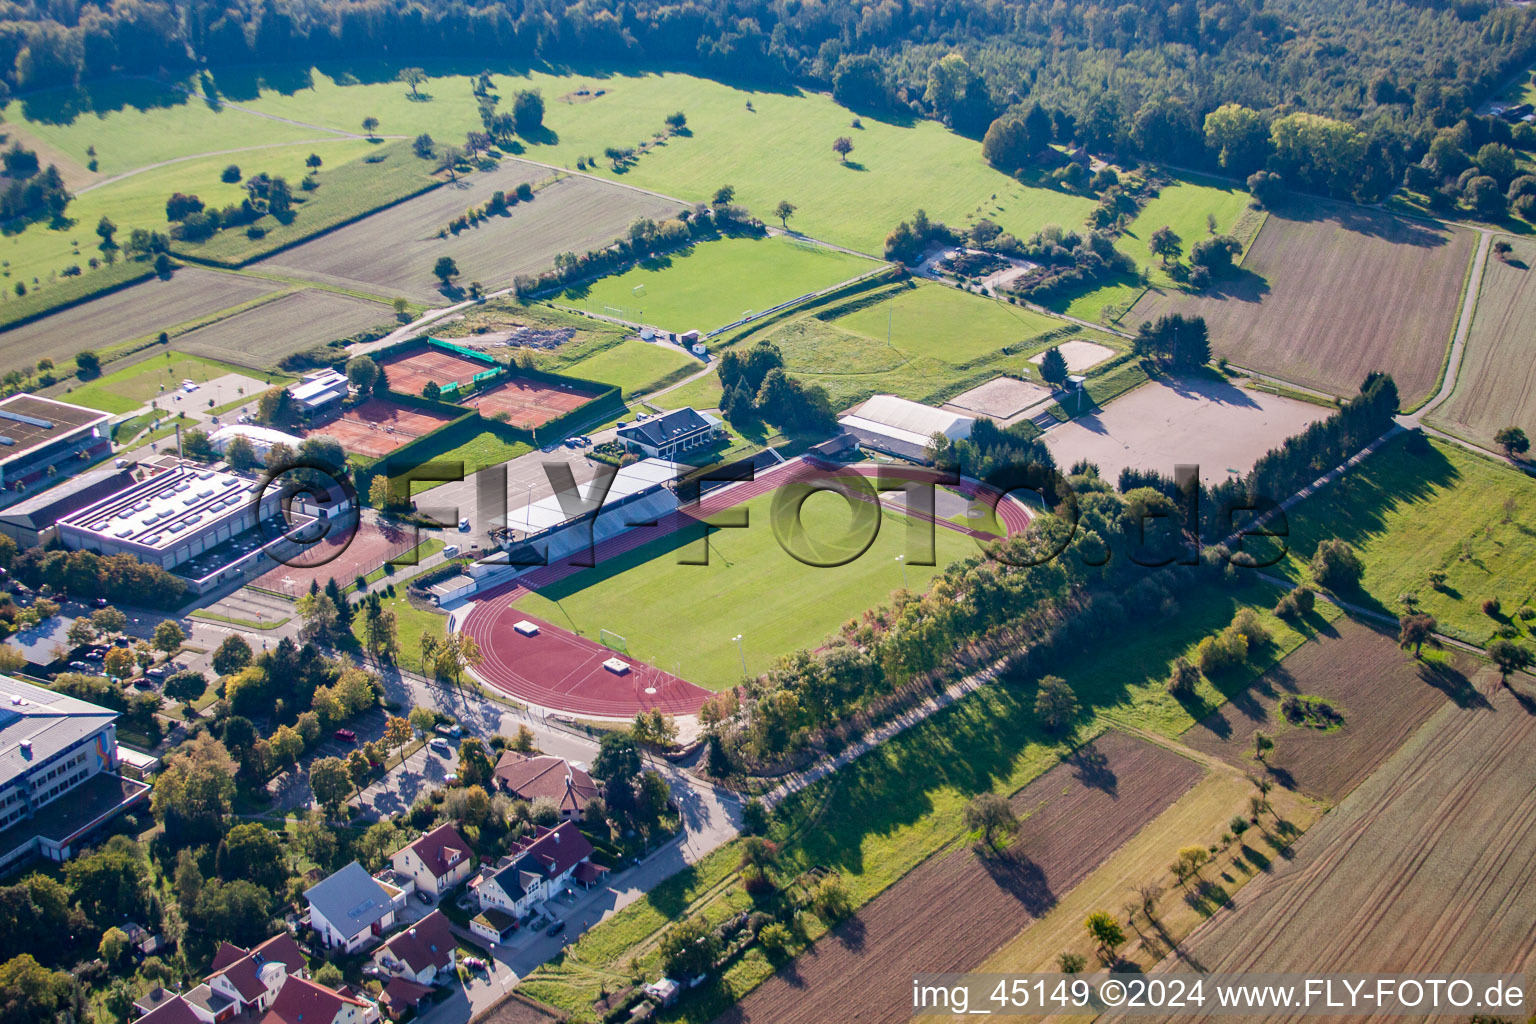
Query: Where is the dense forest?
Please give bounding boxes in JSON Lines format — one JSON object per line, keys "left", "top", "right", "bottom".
{"left": 0, "top": 0, "right": 1531, "bottom": 140}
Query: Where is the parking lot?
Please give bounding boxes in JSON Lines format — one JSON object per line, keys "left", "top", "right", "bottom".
{"left": 350, "top": 732, "right": 461, "bottom": 820}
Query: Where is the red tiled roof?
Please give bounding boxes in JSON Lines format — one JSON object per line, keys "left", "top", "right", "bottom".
{"left": 512, "top": 821, "right": 594, "bottom": 879}
{"left": 252, "top": 932, "right": 307, "bottom": 974}
{"left": 261, "top": 977, "right": 368, "bottom": 1024}
{"left": 493, "top": 752, "right": 599, "bottom": 815}
{"left": 404, "top": 823, "right": 471, "bottom": 880}
{"left": 210, "top": 941, "right": 247, "bottom": 973}
{"left": 136, "top": 995, "right": 202, "bottom": 1024}
{"left": 573, "top": 861, "right": 609, "bottom": 885}
{"left": 380, "top": 976, "right": 434, "bottom": 1009}
{"left": 380, "top": 910, "right": 456, "bottom": 974}
{"left": 207, "top": 932, "right": 306, "bottom": 1003}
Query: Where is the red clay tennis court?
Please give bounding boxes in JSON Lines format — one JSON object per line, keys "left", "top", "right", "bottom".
{"left": 459, "top": 375, "right": 602, "bottom": 430}
{"left": 465, "top": 606, "right": 711, "bottom": 716}
{"left": 253, "top": 518, "right": 421, "bottom": 594}
{"left": 378, "top": 347, "right": 493, "bottom": 394}
{"left": 308, "top": 397, "right": 457, "bottom": 459}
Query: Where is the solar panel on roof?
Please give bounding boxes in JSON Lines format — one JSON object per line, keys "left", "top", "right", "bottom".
{"left": 0, "top": 435, "right": 13, "bottom": 447}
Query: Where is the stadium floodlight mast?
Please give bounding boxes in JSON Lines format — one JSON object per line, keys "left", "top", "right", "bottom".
{"left": 895, "top": 553, "right": 907, "bottom": 590}
{"left": 732, "top": 634, "right": 746, "bottom": 678}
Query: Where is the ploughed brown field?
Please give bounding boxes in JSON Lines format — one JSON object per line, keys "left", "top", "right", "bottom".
{"left": 1129, "top": 203, "right": 1473, "bottom": 409}
{"left": 1181, "top": 619, "right": 1496, "bottom": 803}
{"left": 1125, "top": 678, "right": 1536, "bottom": 1023}
{"left": 714, "top": 731, "right": 1204, "bottom": 1024}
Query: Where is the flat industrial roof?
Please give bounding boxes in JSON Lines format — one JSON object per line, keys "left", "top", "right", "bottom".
{"left": 0, "top": 395, "right": 110, "bottom": 465}
{"left": 61, "top": 463, "right": 263, "bottom": 552}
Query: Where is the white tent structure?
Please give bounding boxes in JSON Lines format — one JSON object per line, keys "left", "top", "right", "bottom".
{"left": 837, "top": 394, "right": 974, "bottom": 462}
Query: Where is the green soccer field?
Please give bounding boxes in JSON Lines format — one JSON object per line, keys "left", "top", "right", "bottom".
{"left": 566, "top": 234, "right": 875, "bottom": 334}
{"left": 835, "top": 280, "right": 1075, "bottom": 364}
{"left": 514, "top": 487, "right": 985, "bottom": 689}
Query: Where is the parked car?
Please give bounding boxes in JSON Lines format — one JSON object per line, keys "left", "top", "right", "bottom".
{"left": 458, "top": 518, "right": 471, "bottom": 532}
{"left": 415, "top": 890, "right": 433, "bottom": 905}
{"left": 444, "top": 773, "right": 459, "bottom": 786}
{"left": 93, "top": 597, "right": 108, "bottom": 608}
{"left": 545, "top": 920, "right": 566, "bottom": 937}
{"left": 442, "top": 544, "right": 460, "bottom": 558}
{"left": 434, "top": 722, "right": 463, "bottom": 738}
{"left": 68, "top": 660, "right": 90, "bottom": 671}
{"left": 85, "top": 650, "right": 104, "bottom": 661}
{"left": 334, "top": 728, "right": 357, "bottom": 743}
{"left": 429, "top": 737, "right": 451, "bottom": 755}
{"left": 147, "top": 666, "right": 168, "bottom": 679}
{"left": 461, "top": 957, "right": 487, "bottom": 971}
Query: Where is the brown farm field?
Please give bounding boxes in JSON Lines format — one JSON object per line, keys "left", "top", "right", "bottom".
{"left": 1181, "top": 618, "right": 1494, "bottom": 803}
{"left": 714, "top": 731, "right": 1204, "bottom": 1024}
{"left": 1130, "top": 204, "right": 1474, "bottom": 409}
{"left": 0, "top": 268, "right": 282, "bottom": 372}
{"left": 1126, "top": 681, "right": 1536, "bottom": 1021}
{"left": 1427, "top": 234, "right": 1536, "bottom": 450}
{"left": 257, "top": 162, "right": 683, "bottom": 301}
{"left": 167, "top": 289, "right": 392, "bottom": 369}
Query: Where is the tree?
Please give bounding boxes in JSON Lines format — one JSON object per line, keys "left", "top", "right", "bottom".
{"left": 412, "top": 133, "right": 435, "bottom": 159}
{"left": 433, "top": 631, "right": 482, "bottom": 688}
{"left": 1174, "top": 844, "right": 1210, "bottom": 882}
{"left": 65, "top": 836, "right": 146, "bottom": 927}
{"left": 305, "top": 153, "right": 323, "bottom": 171}
{"left": 712, "top": 185, "right": 735, "bottom": 207}
{"left": 774, "top": 200, "right": 796, "bottom": 229}
{"left": 383, "top": 715, "right": 411, "bottom": 759}
{"left": 659, "top": 916, "right": 720, "bottom": 980}
{"left": 346, "top": 749, "right": 372, "bottom": 793}
{"left": 65, "top": 618, "right": 96, "bottom": 647}
{"left": 216, "top": 822, "right": 287, "bottom": 893}
{"left": 270, "top": 725, "right": 303, "bottom": 766}
{"left": 163, "top": 670, "right": 207, "bottom": 711}
{"left": 1310, "top": 538, "right": 1364, "bottom": 590}
{"left": 1252, "top": 730, "right": 1275, "bottom": 763}
{"left": 153, "top": 619, "right": 185, "bottom": 656}
{"left": 436, "top": 145, "right": 464, "bottom": 182}
{"left": 309, "top": 757, "right": 352, "bottom": 814}
{"left": 90, "top": 606, "right": 126, "bottom": 634}
{"left": 212, "top": 633, "right": 251, "bottom": 676}
{"left": 361, "top": 116, "right": 379, "bottom": 138}
{"left": 1465, "top": 175, "right": 1506, "bottom": 220}
{"left": 810, "top": 875, "right": 852, "bottom": 922}
{"left": 964, "top": 792, "right": 1018, "bottom": 849}
{"left": 1204, "top": 104, "right": 1271, "bottom": 175}
{"left": 103, "top": 647, "right": 134, "bottom": 679}
{"left": 1494, "top": 426, "right": 1530, "bottom": 459}
{"left": 1189, "top": 235, "right": 1242, "bottom": 276}
{"left": 221, "top": 164, "right": 241, "bottom": 183}
{"left": 1033, "top": 675, "right": 1078, "bottom": 731}
{"left": 295, "top": 591, "right": 338, "bottom": 642}
{"left": 1166, "top": 656, "right": 1201, "bottom": 696}
{"left": 1397, "top": 613, "right": 1438, "bottom": 658}
{"left": 1247, "top": 169, "right": 1285, "bottom": 209}
{"left": 832, "top": 136, "right": 853, "bottom": 162}
{"left": 1149, "top": 225, "right": 1183, "bottom": 267}
{"left": 398, "top": 67, "right": 427, "bottom": 99}
{"left": 98, "top": 926, "right": 130, "bottom": 966}
{"left": 1038, "top": 346, "right": 1069, "bottom": 387}
{"left": 95, "top": 215, "right": 117, "bottom": 254}
{"left": 1487, "top": 638, "right": 1533, "bottom": 688}
{"left": 76, "top": 350, "right": 100, "bottom": 377}
{"left": 0, "top": 954, "right": 76, "bottom": 1024}
{"left": 513, "top": 90, "right": 545, "bottom": 134}
{"left": 346, "top": 355, "right": 379, "bottom": 393}
{"left": 1084, "top": 910, "right": 1125, "bottom": 964}
{"left": 433, "top": 256, "right": 459, "bottom": 287}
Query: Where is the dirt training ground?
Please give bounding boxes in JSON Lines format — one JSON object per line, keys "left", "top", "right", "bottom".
{"left": 1127, "top": 680, "right": 1536, "bottom": 1022}
{"left": 253, "top": 517, "right": 420, "bottom": 594}
{"left": 1182, "top": 619, "right": 1494, "bottom": 803}
{"left": 1129, "top": 204, "right": 1473, "bottom": 409}
{"left": 377, "top": 347, "right": 493, "bottom": 394}
{"left": 308, "top": 397, "right": 458, "bottom": 459}
{"left": 1043, "top": 374, "right": 1331, "bottom": 486}
{"left": 459, "top": 374, "right": 602, "bottom": 430}
{"left": 714, "top": 732, "right": 1204, "bottom": 1024}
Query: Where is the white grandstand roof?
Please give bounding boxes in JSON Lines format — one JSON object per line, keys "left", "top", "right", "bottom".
{"left": 61, "top": 463, "right": 262, "bottom": 551}
{"left": 504, "top": 458, "right": 680, "bottom": 535}
{"left": 209, "top": 424, "right": 304, "bottom": 449}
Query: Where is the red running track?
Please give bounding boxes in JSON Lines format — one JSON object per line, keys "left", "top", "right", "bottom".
{"left": 460, "top": 460, "right": 1032, "bottom": 717}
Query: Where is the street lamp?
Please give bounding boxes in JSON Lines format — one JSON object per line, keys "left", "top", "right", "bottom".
{"left": 895, "top": 554, "right": 907, "bottom": 590}
{"left": 732, "top": 634, "right": 746, "bottom": 678}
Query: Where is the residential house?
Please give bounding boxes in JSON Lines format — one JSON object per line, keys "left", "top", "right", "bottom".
{"left": 469, "top": 906, "right": 519, "bottom": 945}
{"left": 305, "top": 861, "right": 403, "bottom": 952}
{"left": 491, "top": 752, "right": 600, "bottom": 821}
{"left": 261, "top": 976, "right": 377, "bottom": 1024}
{"left": 378, "top": 977, "right": 434, "bottom": 1022}
{"left": 371, "top": 910, "right": 456, "bottom": 985}
{"left": 473, "top": 822, "right": 605, "bottom": 918}
{"left": 389, "top": 823, "right": 473, "bottom": 897}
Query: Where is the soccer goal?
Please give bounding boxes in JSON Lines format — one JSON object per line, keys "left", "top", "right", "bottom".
{"left": 599, "top": 628, "right": 629, "bottom": 653}
{"left": 632, "top": 283, "right": 647, "bottom": 297}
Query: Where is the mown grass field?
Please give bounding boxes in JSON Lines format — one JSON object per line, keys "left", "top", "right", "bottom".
{"left": 0, "top": 139, "right": 375, "bottom": 302}
{"left": 1130, "top": 202, "right": 1473, "bottom": 409}
{"left": 557, "top": 338, "right": 698, "bottom": 398}
{"left": 0, "top": 268, "right": 283, "bottom": 375}
{"left": 735, "top": 280, "right": 1119, "bottom": 411}
{"left": 218, "top": 64, "right": 1101, "bottom": 254}
{"left": 563, "top": 234, "right": 874, "bottom": 334}
{"left": 1258, "top": 433, "right": 1536, "bottom": 649}
{"left": 833, "top": 280, "right": 1071, "bottom": 364}
{"left": 1427, "top": 235, "right": 1536, "bottom": 450}
{"left": 63, "top": 351, "right": 291, "bottom": 414}
{"left": 515, "top": 489, "right": 982, "bottom": 688}
{"left": 5, "top": 77, "right": 336, "bottom": 176}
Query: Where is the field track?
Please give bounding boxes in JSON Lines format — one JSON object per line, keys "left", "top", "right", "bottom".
{"left": 714, "top": 731, "right": 1204, "bottom": 1024}
{"left": 1126, "top": 680, "right": 1536, "bottom": 1023}
{"left": 1130, "top": 204, "right": 1473, "bottom": 409}
{"left": 462, "top": 460, "right": 1031, "bottom": 715}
